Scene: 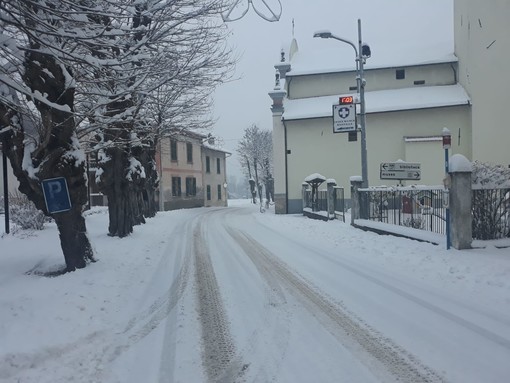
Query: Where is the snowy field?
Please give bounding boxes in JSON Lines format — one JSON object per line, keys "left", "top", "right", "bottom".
{"left": 1, "top": 199, "right": 509, "bottom": 382}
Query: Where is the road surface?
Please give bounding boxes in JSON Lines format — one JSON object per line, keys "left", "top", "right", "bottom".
{"left": 116, "top": 205, "right": 510, "bottom": 383}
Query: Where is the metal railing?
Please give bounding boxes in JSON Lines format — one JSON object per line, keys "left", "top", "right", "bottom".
{"left": 333, "top": 186, "right": 345, "bottom": 222}
{"left": 303, "top": 186, "right": 345, "bottom": 221}
{"left": 472, "top": 187, "right": 510, "bottom": 240}
{"left": 304, "top": 189, "right": 328, "bottom": 212}
{"left": 359, "top": 187, "right": 447, "bottom": 234}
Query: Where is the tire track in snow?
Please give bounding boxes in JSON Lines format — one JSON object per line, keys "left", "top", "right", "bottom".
{"left": 0, "top": 223, "right": 193, "bottom": 383}
{"left": 192, "top": 216, "right": 246, "bottom": 383}
{"left": 229, "top": 229, "right": 446, "bottom": 383}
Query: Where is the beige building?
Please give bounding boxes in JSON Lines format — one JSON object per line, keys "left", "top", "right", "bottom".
{"left": 156, "top": 132, "right": 228, "bottom": 210}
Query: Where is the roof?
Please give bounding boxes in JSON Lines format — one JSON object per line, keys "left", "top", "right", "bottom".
{"left": 287, "top": 41, "right": 457, "bottom": 77}
{"left": 282, "top": 84, "right": 470, "bottom": 121}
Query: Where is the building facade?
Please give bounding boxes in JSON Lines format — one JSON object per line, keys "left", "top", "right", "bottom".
{"left": 156, "top": 132, "right": 228, "bottom": 211}
{"left": 270, "top": 41, "right": 472, "bottom": 214}
{"left": 454, "top": 0, "right": 510, "bottom": 167}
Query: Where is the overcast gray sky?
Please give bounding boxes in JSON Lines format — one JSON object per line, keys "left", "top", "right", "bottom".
{"left": 212, "top": 0, "right": 454, "bottom": 178}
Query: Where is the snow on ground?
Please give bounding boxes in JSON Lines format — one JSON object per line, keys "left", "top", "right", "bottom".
{"left": 0, "top": 200, "right": 509, "bottom": 382}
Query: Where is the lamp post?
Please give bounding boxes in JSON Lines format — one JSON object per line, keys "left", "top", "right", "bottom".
{"left": 314, "top": 19, "right": 371, "bottom": 189}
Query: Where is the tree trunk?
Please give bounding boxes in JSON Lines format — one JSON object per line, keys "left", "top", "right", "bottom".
{"left": 101, "top": 146, "right": 134, "bottom": 237}
{"left": 0, "top": 39, "right": 95, "bottom": 272}
{"left": 54, "top": 207, "right": 94, "bottom": 270}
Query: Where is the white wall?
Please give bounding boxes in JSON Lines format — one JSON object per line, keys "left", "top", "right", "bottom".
{"left": 284, "top": 105, "right": 471, "bottom": 205}
{"left": 287, "top": 63, "right": 457, "bottom": 100}
{"left": 0, "top": 152, "right": 19, "bottom": 197}
{"left": 454, "top": 0, "right": 510, "bottom": 166}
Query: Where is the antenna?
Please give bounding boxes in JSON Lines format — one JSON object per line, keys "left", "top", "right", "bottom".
{"left": 222, "top": 0, "right": 282, "bottom": 23}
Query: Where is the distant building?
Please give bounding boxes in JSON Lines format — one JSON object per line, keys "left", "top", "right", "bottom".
{"left": 0, "top": 142, "right": 18, "bottom": 198}
{"left": 156, "top": 131, "right": 229, "bottom": 210}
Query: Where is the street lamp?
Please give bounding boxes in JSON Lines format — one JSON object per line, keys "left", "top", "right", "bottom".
{"left": 313, "top": 19, "right": 371, "bottom": 188}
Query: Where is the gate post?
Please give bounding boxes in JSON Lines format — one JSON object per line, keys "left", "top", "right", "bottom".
{"left": 327, "top": 179, "right": 337, "bottom": 219}
{"left": 350, "top": 176, "right": 363, "bottom": 225}
{"left": 302, "top": 182, "right": 308, "bottom": 213}
{"left": 449, "top": 155, "right": 472, "bottom": 249}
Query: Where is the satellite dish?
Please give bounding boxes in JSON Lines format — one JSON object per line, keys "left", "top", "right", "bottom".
{"left": 222, "top": 0, "right": 282, "bottom": 23}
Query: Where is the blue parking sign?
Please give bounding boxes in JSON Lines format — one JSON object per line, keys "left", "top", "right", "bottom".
{"left": 42, "top": 177, "right": 72, "bottom": 213}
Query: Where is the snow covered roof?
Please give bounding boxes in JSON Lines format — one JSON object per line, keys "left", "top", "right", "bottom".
{"left": 282, "top": 84, "right": 470, "bottom": 121}
{"left": 287, "top": 41, "right": 457, "bottom": 77}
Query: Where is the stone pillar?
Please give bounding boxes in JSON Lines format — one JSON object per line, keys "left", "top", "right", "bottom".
{"left": 350, "top": 178, "right": 363, "bottom": 225}
{"left": 327, "top": 180, "right": 337, "bottom": 219}
{"left": 450, "top": 170, "right": 472, "bottom": 249}
{"left": 302, "top": 182, "right": 308, "bottom": 213}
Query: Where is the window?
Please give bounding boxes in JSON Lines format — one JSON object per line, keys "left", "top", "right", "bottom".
{"left": 170, "top": 139, "right": 177, "bottom": 161}
{"left": 171, "top": 177, "right": 181, "bottom": 197}
{"left": 349, "top": 85, "right": 358, "bottom": 91}
{"left": 185, "top": 177, "right": 196, "bottom": 196}
{"left": 206, "top": 185, "right": 211, "bottom": 200}
{"left": 216, "top": 158, "right": 221, "bottom": 174}
{"left": 396, "top": 69, "right": 405, "bottom": 80}
{"left": 217, "top": 185, "right": 222, "bottom": 200}
{"left": 206, "top": 156, "right": 210, "bottom": 173}
{"left": 414, "top": 80, "right": 425, "bottom": 85}
{"left": 348, "top": 131, "right": 358, "bottom": 142}
{"left": 186, "top": 143, "right": 193, "bottom": 163}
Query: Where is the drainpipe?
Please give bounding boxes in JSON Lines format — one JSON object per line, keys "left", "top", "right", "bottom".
{"left": 282, "top": 117, "right": 289, "bottom": 214}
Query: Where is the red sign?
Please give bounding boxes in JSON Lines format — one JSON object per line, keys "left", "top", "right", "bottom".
{"left": 339, "top": 96, "right": 354, "bottom": 105}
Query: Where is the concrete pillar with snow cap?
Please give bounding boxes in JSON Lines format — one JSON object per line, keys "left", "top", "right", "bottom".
{"left": 326, "top": 179, "right": 337, "bottom": 219}
{"left": 449, "top": 154, "right": 473, "bottom": 249}
{"left": 350, "top": 175, "right": 363, "bottom": 225}
{"left": 302, "top": 182, "right": 308, "bottom": 212}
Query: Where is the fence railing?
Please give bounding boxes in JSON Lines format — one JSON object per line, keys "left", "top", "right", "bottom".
{"left": 359, "top": 187, "right": 447, "bottom": 234}
{"left": 333, "top": 186, "right": 345, "bottom": 222}
{"left": 472, "top": 187, "right": 510, "bottom": 240}
{"left": 303, "top": 185, "right": 345, "bottom": 221}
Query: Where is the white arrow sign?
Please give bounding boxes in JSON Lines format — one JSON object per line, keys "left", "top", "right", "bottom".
{"left": 380, "top": 162, "right": 421, "bottom": 180}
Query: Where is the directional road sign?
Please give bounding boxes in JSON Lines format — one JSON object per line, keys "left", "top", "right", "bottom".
{"left": 42, "top": 177, "right": 72, "bottom": 213}
{"left": 333, "top": 103, "right": 356, "bottom": 133}
{"left": 380, "top": 162, "right": 421, "bottom": 180}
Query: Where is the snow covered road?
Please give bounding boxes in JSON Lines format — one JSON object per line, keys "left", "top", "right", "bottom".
{"left": 1, "top": 201, "right": 510, "bottom": 382}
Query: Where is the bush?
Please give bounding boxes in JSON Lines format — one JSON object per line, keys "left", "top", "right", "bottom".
{"left": 9, "top": 192, "right": 47, "bottom": 230}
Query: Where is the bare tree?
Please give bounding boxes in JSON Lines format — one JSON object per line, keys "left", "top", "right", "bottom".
{"left": 236, "top": 124, "right": 273, "bottom": 204}
{"left": 0, "top": 0, "right": 97, "bottom": 271}
{"left": 81, "top": 0, "right": 235, "bottom": 237}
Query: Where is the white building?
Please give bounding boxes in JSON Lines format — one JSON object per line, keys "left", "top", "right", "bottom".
{"left": 270, "top": 40, "right": 471, "bottom": 214}
{"left": 454, "top": 0, "right": 510, "bottom": 166}
{"left": 270, "top": 1, "right": 510, "bottom": 215}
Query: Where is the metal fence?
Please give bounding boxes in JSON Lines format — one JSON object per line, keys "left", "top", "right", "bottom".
{"left": 359, "top": 187, "right": 447, "bottom": 234}
{"left": 333, "top": 186, "right": 345, "bottom": 222}
{"left": 472, "top": 188, "right": 510, "bottom": 240}
{"left": 303, "top": 186, "right": 345, "bottom": 221}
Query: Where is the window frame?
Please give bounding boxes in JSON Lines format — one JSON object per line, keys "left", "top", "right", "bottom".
{"left": 216, "top": 158, "right": 221, "bottom": 174}
{"left": 185, "top": 177, "right": 197, "bottom": 196}
{"left": 172, "top": 176, "right": 182, "bottom": 197}
{"left": 206, "top": 185, "right": 211, "bottom": 200}
{"left": 206, "top": 156, "right": 210, "bottom": 173}
{"left": 170, "top": 139, "right": 178, "bottom": 161}
{"left": 186, "top": 142, "right": 193, "bottom": 163}
{"left": 217, "top": 184, "right": 222, "bottom": 200}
